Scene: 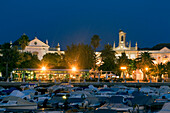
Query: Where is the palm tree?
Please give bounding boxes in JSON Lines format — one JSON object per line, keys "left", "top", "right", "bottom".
{"left": 91, "top": 35, "right": 101, "bottom": 69}
{"left": 117, "top": 52, "right": 130, "bottom": 78}
{"left": 19, "top": 33, "right": 29, "bottom": 51}
{"left": 117, "top": 52, "right": 129, "bottom": 66}
{"left": 166, "top": 62, "right": 170, "bottom": 78}
{"left": 99, "top": 44, "right": 116, "bottom": 71}
{"left": 91, "top": 35, "right": 101, "bottom": 51}
{"left": 136, "top": 52, "right": 154, "bottom": 80}
{"left": 128, "top": 59, "right": 137, "bottom": 79}
{"left": 151, "top": 63, "right": 166, "bottom": 82}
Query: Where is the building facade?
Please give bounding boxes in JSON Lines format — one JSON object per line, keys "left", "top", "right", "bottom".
{"left": 23, "top": 31, "right": 170, "bottom": 64}
{"left": 8, "top": 30, "right": 169, "bottom": 81}
{"left": 24, "top": 37, "right": 63, "bottom": 60}
{"left": 112, "top": 30, "right": 170, "bottom": 64}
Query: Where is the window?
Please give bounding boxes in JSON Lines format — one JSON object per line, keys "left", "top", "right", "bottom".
{"left": 34, "top": 42, "right": 37, "bottom": 45}
{"left": 121, "top": 36, "right": 124, "bottom": 41}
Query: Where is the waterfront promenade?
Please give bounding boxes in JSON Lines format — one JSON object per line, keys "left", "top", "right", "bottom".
{"left": 0, "top": 81, "right": 170, "bottom": 88}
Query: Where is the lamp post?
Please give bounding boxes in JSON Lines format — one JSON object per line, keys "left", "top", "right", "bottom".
{"left": 120, "top": 66, "right": 127, "bottom": 82}
{"left": 71, "top": 67, "right": 77, "bottom": 83}
{"left": 41, "top": 66, "right": 47, "bottom": 82}
{"left": 145, "top": 67, "right": 151, "bottom": 82}
{"left": 145, "top": 67, "right": 148, "bottom": 80}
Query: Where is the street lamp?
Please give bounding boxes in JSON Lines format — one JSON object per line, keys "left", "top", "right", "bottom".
{"left": 120, "top": 66, "right": 127, "bottom": 81}
{"left": 71, "top": 66, "right": 77, "bottom": 83}
{"left": 145, "top": 67, "right": 150, "bottom": 82}
{"left": 120, "top": 66, "right": 127, "bottom": 70}
{"left": 72, "top": 67, "right": 76, "bottom": 72}
{"left": 41, "top": 66, "right": 47, "bottom": 81}
{"left": 145, "top": 67, "right": 149, "bottom": 71}
{"left": 42, "top": 66, "right": 46, "bottom": 71}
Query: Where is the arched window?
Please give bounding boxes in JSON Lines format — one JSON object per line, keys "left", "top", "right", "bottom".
{"left": 121, "top": 36, "right": 124, "bottom": 41}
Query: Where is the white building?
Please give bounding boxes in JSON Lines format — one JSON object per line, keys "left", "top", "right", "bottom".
{"left": 113, "top": 30, "right": 138, "bottom": 59}
{"left": 24, "top": 37, "right": 63, "bottom": 60}
{"left": 23, "top": 31, "right": 170, "bottom": 64}
{"left": 112, "top": 30, "right": 170, "bottom": 64}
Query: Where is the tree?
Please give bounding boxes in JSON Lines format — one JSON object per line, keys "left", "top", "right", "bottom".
{"left": 91, "top": 35, "right": 101, "bottom": 69}
{"left": 151, "top": 43, "right": 170, "bottom": 50}
{"left": 64, "top": 43, "right": 95, "bottom": 69}
{"left": 150, "top": 63, "right": 166, "bottom": 82}
{"left": 117, "top": 52, "right": 129, "bottom": 66}
{"left": 166, "top": 62, "right": 170, "bottom": 78}
{"left": 0, "top": 43, "right": 19, "bottom": 78}
{"left": 136, "top": 52, "right": 154, "bottom": 80}
{"left": 99, "top": 44, "right": 116, "bottom": 71}
{"left": 18, "top": 33, "right": 29, "bottom": 51}
{"left": 41, "top": 53, "right": 64, "bottom": 69}
{"left": 91, "top": 35, "right": 101, "bottom": 51}
{"left": 128, "top": 59, "right": 137, "bottom": 76}
{"left": 17, "top": 52, "right": 40, "bottom": 68}
{"left": 116, "top": 52, "right": 130, "bottom": 77}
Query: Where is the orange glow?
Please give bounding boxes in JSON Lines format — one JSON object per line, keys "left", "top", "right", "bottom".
{"left": 120, "top": 66, "right": 127, "bottom": 70}
{"left": 42, "top": 66, "right": 46, "bottom": 71}
{"left": 145, "top": 67, "right": 149, "bottom": 71}
{"left": 72, "top": 67, "right": 76, "bottom": 71}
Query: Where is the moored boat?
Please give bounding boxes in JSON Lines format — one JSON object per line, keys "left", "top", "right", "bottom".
{"left": 0, "top": 96, "right": 37, "bottom": 110}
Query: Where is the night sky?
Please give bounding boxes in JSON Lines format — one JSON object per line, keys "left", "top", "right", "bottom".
{"left": 0, "top": 0, "right": 170, "bottom": 50}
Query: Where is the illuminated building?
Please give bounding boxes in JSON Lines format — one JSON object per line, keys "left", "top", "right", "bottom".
{"left": 21, "top": 30, "right": 169, "bottom": 64}
{"left": 112, "top": 30, "right": 170, "bottom": 64}
{"left": 24, "top": 37, "right": 63, "bottom": 60}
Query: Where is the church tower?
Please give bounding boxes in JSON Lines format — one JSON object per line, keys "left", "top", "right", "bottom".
{"left": 113, "top": 30, "right": 137, "bottom": 51}
{"left": 118, "top": 30, "right": 126, "bottom": 49}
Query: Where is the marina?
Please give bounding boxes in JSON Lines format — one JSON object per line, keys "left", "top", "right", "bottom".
{"left": 0, "top": 82, "right": 170, "bottom": 113}
{"left": 0, "top": 1, "right": 170, "bottom": 113}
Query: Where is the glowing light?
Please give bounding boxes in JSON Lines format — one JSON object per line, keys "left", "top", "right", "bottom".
{"left": 42, "top": 66, "right": 46, "bottom": 71}
{"left": 72, "top": 67, "right": 76, "bottom": 72}
{"left": 120, "top": 66, "right": 127, "bottom": 70}
{"left": 145, "top": 67, "right": 148, "bottom": 71}
{"left": 62, "top": 95, "right": 67, "bottom": 99}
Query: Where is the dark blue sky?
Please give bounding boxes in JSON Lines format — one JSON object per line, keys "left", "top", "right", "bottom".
{"left": 0, "top": 0, "right": 170, "bottom": 50}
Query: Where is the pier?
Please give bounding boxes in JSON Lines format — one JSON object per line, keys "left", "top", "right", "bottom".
{"left": 0, "top": 81, "right": 170, "bottom": 88}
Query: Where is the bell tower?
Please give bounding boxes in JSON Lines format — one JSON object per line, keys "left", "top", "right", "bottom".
{"left": 119, "top": 30, "right": 126, "bottom": 48}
